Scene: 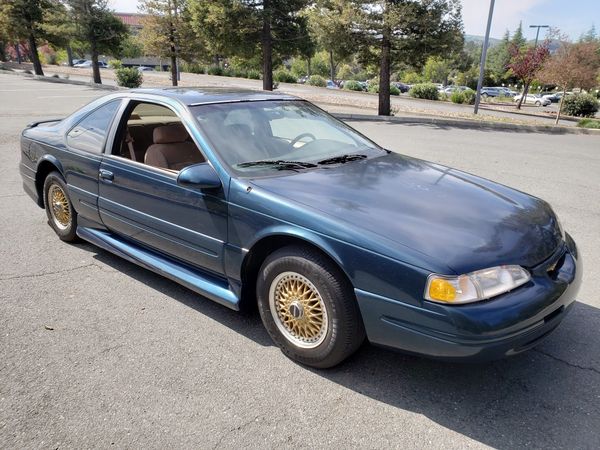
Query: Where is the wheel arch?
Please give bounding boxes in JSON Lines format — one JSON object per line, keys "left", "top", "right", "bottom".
{"left": 239, "top": 231, "right": 354, "bottom": 310}
{"left": 35, "top": 156, "right": 64, "bottom": 208}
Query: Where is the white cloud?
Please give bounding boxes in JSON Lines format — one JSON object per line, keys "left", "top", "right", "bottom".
{"left": 460, "top": 0, "right": 549, "bottom": 37}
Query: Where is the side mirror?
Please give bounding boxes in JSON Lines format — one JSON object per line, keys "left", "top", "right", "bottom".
{"left": 177, "top": 163, "right": 222, "bottom": 190}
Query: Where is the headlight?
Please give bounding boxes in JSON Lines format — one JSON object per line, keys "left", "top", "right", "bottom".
{"left": 424, "top": 265, "right": 531, "bottom": 304}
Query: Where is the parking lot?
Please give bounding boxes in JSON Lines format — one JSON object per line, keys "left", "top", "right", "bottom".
{"left": 1, "top": 74, "right": 599, "bottom": 449}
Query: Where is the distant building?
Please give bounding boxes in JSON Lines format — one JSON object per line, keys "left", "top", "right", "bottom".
{"left": 114, "top": 13, "right": 146, "bottom": 34}
{"left": 114, "top": 12, "right": 169, "bottom": 71}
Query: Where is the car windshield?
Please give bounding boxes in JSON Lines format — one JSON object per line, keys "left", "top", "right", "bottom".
{"left": 191, "top": 100, "right": 386, "bottom": 176}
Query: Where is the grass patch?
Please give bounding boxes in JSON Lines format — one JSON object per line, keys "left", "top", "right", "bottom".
{"left": 577, "top": 118, "right": 600, "bottom": 129}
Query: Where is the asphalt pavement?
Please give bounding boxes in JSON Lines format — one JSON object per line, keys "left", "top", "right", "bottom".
{"left": 1, "top": 74, "right": 599, "bottom": 449}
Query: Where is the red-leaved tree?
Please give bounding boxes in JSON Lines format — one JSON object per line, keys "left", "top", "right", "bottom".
{"left": 508, "top": 42, "right": 550, "bottom": 109}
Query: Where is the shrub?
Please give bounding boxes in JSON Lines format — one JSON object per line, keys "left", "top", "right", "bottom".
{"left": 577, "top": 118, "right": 600, "bottom": 129}
{"left": 207, "top": 66, "right": 223, "bottom": 76}
{"left": 439, "top": 92, "right": 449, "bottom": 102}
{"left": 247, "top": 69, "right": 260, "bottom": 80}
{"left": 343, "top": 80, "right": 363, "bottom": 91}
{"left": 109, "top": 59, "right": 122, "bottom": 69}
{"left": 232, "top": 68, "right": 247, "bottom": 78}
{"left": 367, "top": 83, "right": 378, "bottom": 93}
{"left": 307, "top": 75, "right": 326, "bottom": 87}
{"left": 181, "top": 61, "right": 205, "bottom": 74}
{"left": 389, "top": 85, "right": 400, "bottom": 96}
{"left": 450, "top": 91, "right": 464, "bottom": 104}
{"left": 274, "top": 70, "right": 297, "bottom": 83}
{"left": 222, "top": 68, "right": 235, "bottom": 77}
{"left": 462, "top": 89, "right": 476, "bottom": 105}
{"left": 115, "top": 67, "right": 143, "bottom": 88}
{"left": 562, "top": 94, "right": 599, "bottom": 117}
{"left": 409, "top": 83, "right": 439, "bottom": 100}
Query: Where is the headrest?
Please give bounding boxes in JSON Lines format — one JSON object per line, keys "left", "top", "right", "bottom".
{"left": 153, "top": 123, "right": 188, "bottom": 144}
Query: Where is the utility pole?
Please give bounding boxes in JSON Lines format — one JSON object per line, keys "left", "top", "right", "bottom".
{"left": 474, "top": 0, "right": 495, "bottom": 115}
{"left": 530, "top": 25, "right": 550, "bottom": 47}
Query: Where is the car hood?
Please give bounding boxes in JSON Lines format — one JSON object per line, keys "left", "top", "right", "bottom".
{"left": 249, "top": 153, "right": 562, "bottom": 274}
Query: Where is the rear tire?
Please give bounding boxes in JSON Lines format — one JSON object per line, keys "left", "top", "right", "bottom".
{"left": 43, "top": 171, "right": 78, "bottom": 242}
{"left": 257, "top": 246, "right": 365, "bottom": 368}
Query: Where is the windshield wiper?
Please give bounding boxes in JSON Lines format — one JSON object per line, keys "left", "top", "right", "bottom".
{"left": 237, "top": 160, "right": 318, "bottom": 170}
{"left": 317, "top": 154, "right": 367, "bottom": 165}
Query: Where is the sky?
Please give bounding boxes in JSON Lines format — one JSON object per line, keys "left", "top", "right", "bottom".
{"left": 109, "top": 0, "right": 599, "bottom": 41}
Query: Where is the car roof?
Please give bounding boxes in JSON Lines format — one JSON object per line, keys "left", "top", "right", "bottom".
{"left": 127, "top": 87, "right": 299, "bottom": 106}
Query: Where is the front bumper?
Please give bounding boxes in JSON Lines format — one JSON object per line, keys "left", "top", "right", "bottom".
{"left": 355, "top": 235, "right": 582, "bottom": 362}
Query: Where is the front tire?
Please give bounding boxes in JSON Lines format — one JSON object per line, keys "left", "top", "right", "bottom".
{"left": 43, "top": 171, "right": 78, "bottom": 241}
{"left": 257, "top": 246, "right": 365, "bottom": 368}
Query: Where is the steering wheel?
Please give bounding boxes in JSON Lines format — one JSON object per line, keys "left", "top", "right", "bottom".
{"left": 290, "top": 133, "right": 316, "bottom": 148}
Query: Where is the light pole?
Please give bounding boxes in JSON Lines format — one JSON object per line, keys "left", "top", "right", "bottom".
{"left": 474, "top": 0, "right": 495, "bottom": 115}
{"left": 530, "top": 25, "right": 550, "bottom": 47}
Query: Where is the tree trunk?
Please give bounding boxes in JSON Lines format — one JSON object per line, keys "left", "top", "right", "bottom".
{"left": 66, "top": 45, "right": 73, "bottom": 67}
{"left": 329, "top": 49, "right": 335, "bottom": 83}
{"left": 378, "top": 26, "right": 391, "bottom": 116}
{"left": 170, "top": 52, "right": 178, "bottom": 86}
{"left": 516, "top": 80, "right": 530, "bottom": 110}
{"left": 15, "top": 43, "right": 22, "bottom": 64}
{"left": 307, "top": 57, "right": 311, "bottom": 77}
{"left": 91, "top": 47, "right": 101, "bottom": 84}
{"left": 261, "top": 0, "right": 273, "bottom": 91}
{"left": 555, "top": 87, "right": 567, "bottom": 126}
{"left": 517, "top": 80, "right": 532, "bottom": 110}
{"left": 28, "top": 33, "right": 43, "bottom": 76}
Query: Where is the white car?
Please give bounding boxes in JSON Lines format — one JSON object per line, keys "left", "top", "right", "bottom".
{"left": 73, "top": 60, "right": 108, "bottom": 69}
{"left": 513, "top": 94, "right": 551, "bottom": 107}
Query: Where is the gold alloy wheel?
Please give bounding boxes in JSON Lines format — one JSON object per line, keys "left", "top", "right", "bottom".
{"left": 269, "top": 271, "right": 328, "bottom": 348}
{"left": 48, "top": 184, "right": 71, "bottom": 230}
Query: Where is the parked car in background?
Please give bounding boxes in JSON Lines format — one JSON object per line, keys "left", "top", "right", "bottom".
{"left": 19, "top": 88, "right": 580, "bottom": 368}
{"left": 326, "top": 79, "right": 339, "bottom": 89}
{"left": 540, "top": 92, "right": 561, "bottom": 103}
{"left": 443, "top": 85, "right": 469, "bottom": 94}
{"left": 480, "top": 87, "right": 504, "bottom": 98}
{"left": 297, "top": 75, "right": 309, "bottom": 84}
{"left": 393, "top": 82, "right": 410, "bottom": 93}
{"left": 137, "top": 66, "right": 155, "bottom": 72}
{"left": 73, "top": 60, "right": 108, "bottom": 69}
{"left": 495, "top": 87, "right": 517, "bottom": 97}
{"left": 513, "top": 94, "right": 551, "bottom": 106}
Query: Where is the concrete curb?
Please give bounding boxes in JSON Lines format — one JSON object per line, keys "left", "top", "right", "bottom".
{"left": 333, "top": 112, "right": 600, "bottom": 136}
{"left": 1, "top": 69, "right": 122, "bottom": 91}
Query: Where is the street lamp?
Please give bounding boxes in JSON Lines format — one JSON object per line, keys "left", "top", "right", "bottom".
{"left": 530, "top": 25, "right": 550, "bottom": 46}
{"left": 474, "top": 0, "right": 495, "bottom": 115}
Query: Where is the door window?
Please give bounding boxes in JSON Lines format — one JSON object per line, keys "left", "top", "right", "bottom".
{"left": 67, "top": 101, "right": 120, "bottom": 154}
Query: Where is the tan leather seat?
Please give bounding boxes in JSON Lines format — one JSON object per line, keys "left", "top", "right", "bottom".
{"left": 144, "top": 123, "right": 204, "bottom": 171}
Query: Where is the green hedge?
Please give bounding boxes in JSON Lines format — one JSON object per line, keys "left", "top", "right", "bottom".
{"left": 450, "top": 90, "right": 464, "bottom": 104}
{"left": 307, "top": 75, "right": 327, "bottom": 87}
{"left": 409, "top": 83, "right": 439, "bottom": 100}
{"left": 343, "top": 80, "right": 364, "bottom": 91}
{"left": 115, "top": 67, "right": 143, "bottom": 88}
{"left": 562, "top": 94, "right": 599, "bottom": 117}
{"left": 274, "top": 70, "right": 297, "bottom": 83}
{"left": 247, "top": 69, "right": 260, "bottom": 80}
{"left": 462, "top": 89, "right": 476, "bottom": 105}
{"left": 207, "top": 66, "right": 223, "bottom": 76}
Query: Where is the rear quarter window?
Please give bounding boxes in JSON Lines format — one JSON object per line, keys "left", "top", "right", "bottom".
{"left": 67, "top": 101, "right": 120, "bottom": 154}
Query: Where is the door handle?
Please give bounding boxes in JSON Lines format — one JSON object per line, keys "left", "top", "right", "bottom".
{"left": 99, "top": 169, "right": 114, "bottom": 181}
